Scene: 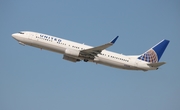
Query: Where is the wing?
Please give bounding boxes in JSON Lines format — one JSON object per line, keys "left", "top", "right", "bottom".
{"left": 80, "top": 36, "right": 119, "bottom": 59}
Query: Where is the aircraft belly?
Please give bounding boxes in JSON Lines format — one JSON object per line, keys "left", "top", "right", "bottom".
{"left": 95, "top": 57, "right": 143, "bottom": 70}
{"left": 96, "top": 57, "right": 125, "bottom": 69}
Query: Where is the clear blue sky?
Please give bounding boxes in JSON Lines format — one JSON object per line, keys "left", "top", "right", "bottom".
{"left": 1, "top": 0, "right": 180, "bottom": 110}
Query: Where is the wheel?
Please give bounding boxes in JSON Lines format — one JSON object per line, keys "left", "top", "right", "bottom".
{"left": 84, "top": 59, "right": 88, "bottom": 62}
{"left": 76, "top": 59, "right": 81, "bottom": 62}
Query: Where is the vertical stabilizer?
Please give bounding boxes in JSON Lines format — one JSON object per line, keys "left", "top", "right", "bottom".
{"left": 138, "top": 39, "right": 170, "bottom": 63}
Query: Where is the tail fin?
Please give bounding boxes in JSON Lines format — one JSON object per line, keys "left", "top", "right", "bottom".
{"left": 138, "top": 39, "right": 170, "bottom": 63}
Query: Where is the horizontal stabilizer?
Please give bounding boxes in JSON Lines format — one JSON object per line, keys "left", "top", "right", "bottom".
{"left": 147, "top": 62, "right": 166, "bottom": 67}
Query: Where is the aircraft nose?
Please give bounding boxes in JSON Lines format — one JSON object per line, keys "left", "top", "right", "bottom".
{"left": 12, "top": 33, "right": 19, "bottom": 40}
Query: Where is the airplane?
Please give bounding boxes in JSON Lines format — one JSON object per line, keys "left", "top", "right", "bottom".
{"left": 12, "top": 31, "right": 170, "bottom": 71}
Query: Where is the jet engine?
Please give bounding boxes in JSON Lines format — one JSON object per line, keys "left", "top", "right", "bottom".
{"left": 65, "top": 48, "right": 80, "bottom": 57}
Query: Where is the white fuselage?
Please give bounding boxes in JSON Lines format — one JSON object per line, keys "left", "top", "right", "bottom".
{"left": 12, "top": 31, "right": 157, "bottom": 71}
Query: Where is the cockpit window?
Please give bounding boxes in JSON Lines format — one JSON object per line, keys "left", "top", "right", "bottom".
{"left": 18, "top": 32, "right": 24, "bottom": 34}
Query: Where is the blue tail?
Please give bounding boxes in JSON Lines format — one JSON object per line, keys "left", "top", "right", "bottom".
{"left": 138, "top": 39, "right": 170, "bottom": 63}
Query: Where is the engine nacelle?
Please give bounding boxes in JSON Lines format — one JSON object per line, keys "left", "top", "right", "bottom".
{"left": 63, "top": 55, "right": 80, "bottom": 62}
{"left": 65, "top": 48, "right": 80, "bottom": 57}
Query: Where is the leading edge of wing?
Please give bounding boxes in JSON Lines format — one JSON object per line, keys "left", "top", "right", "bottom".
{"left": 80, "top": 36, "right": 119, "bottom": 56}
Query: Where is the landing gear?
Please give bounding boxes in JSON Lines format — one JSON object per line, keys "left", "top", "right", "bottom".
{"left": 76, "top": 59, "right": 81, "bottom": 62}
{"left": 84, "top": 59, "right": 89, "bottom": 62}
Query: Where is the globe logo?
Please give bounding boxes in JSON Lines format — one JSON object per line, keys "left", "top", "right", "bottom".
{"left": 138, "top": 49, "right": 158, "bottom": 63}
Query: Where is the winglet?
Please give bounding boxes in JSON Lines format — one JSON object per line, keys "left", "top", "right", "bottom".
{"left": 110, "top": 36, "right": 119, "bottom": 44}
